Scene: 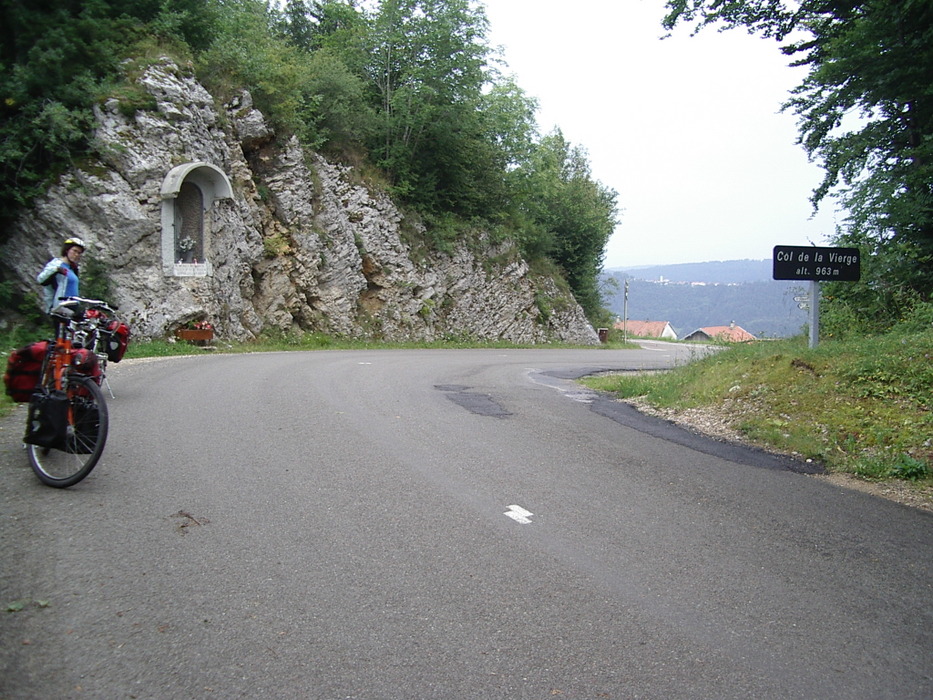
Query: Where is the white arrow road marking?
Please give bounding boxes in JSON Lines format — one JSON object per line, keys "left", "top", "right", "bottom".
{"left": 504, "top": 505, "right": 533, "bottom": 524}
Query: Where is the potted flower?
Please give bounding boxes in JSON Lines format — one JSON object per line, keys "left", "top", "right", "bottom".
{"left": 175, "top": 320, "right": 214, "bottom": 344}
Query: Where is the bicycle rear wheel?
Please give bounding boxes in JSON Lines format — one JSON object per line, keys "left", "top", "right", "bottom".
{"left": 27, "top": 375, "right": 109, "bottom": 488}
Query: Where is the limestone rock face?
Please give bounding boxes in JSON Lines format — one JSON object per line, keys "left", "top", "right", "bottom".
{"left": 1, "top": 57, "right": 598, "bottom": 345}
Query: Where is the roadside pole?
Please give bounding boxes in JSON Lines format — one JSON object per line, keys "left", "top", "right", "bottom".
{"left": 809, "top": 279, "right": 820, "bottom": 349}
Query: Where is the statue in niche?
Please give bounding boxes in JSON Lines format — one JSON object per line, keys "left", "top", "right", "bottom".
{"left": 175, "top": 181, "right": 204, "bottom": 263}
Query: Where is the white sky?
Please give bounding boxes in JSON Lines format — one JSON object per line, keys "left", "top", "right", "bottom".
{"left": 482, "top": 0, "right": 841, "bottom": 268}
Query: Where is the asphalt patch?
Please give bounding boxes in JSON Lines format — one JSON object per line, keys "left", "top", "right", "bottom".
{"left": 435, "top": 384, "right": 511, "bottom": 418}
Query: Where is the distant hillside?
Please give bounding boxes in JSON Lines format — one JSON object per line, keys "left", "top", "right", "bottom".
{"left": 602, "top": 259, "right": 809, "bottom": 338}
{"left": 606, "top": 259, "right": 772, "bottom": 284}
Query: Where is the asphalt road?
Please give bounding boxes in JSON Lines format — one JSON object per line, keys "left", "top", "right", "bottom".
{"left": 2, "top": 345, "right": 931, "bottom": 699}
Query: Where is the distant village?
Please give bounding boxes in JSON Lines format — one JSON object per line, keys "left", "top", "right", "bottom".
{"left": 612, "top": 319, "right": 757, "bottom": 343}
{"left": 614, "top": 276, "right": 757, "bottom": 342}
{"left": 602, "top": 260, "right": 805, "bottom": 340}
{"left": 651, "top": 276, "right": 744, "bottom": 287}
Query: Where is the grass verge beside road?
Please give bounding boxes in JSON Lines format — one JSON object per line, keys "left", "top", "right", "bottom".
{"left": 581, "top": 331, "right": 933, "bottom": 487}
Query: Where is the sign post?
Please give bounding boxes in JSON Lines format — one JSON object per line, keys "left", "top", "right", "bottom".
{"left": 773, "top": 245, "right": 861, "bottom": 348}
{"left": 808, "top": 279, "right": 820, "bottom": 349}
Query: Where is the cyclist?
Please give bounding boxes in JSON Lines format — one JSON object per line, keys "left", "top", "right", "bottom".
{"left": 37, "top": 237, "right": 86, "bottom": 314}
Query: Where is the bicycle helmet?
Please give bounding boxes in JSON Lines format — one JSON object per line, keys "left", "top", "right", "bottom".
{"left": 63, "top": 237, "right": 87, "bottom": 250}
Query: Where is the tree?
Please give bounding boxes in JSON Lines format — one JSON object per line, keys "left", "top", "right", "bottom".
{"left": 282, "top": 0, "right": 316, "bottom": 50}
{"left": 363, "top": 0, "right": 493, "bottom": 213}
{"left": 198, "top": 0, "right": 319, "bottom": 137}
{"left": 271, "top": 0, "right": 376, "bottom": 153}
{"left": 304, "top": 48, "right": 376, "bottom": 155}
{"left": 0, "top": 0, "right": 219, "bottom": 224}
{"left": 663, "top": 0, "right": 933, "bottom": 310}
{"left": 513, "top": 131, "right": 618, "bottom": 317}
{"left": 1, "top": 1, "right": 129, "bottom": 223}
{"left": 481, "top": 77, "right": 539, "bottom": 170}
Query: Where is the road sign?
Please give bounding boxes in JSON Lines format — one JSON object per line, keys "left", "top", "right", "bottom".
{"left": 773, "top": 246, "right": 861, "bottom": 281}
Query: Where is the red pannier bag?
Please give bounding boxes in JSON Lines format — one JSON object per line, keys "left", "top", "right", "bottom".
{"left": 71, "top": 348, "right": 102, "bottom": 385}
{"left": 104, "top": 320, "right": 130, "bottom": 362}
{"left": 3, "top": 341, "right": 48, "bottom": 402}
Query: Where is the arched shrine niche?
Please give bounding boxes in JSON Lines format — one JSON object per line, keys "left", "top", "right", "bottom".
{"left": 160, "top": 162, "right": 233, "bottom": 277}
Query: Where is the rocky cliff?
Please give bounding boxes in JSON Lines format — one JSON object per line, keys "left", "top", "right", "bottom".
{"left": 0, "top": 57, "right": 598, "bottom": 345}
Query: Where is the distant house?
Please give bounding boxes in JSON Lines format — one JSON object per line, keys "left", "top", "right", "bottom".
{"left": 613, "top": 319, "right": 678, "bottom": 340}
{"left": 683, "top": 322, "right": 756, "bottom": 343}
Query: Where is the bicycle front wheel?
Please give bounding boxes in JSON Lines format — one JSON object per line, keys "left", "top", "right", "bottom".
{"left": 27, "top": 375, "right": 109, "bottom": 488}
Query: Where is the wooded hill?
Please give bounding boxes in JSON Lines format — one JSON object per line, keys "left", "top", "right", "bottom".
{"left": 0, "top": 0, "right": 616, "bottom": 321}
{"left": 602, "top": 260, "right": 808, "bottom": 338}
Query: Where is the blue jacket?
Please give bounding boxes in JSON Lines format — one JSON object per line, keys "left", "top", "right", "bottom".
{"left": 37, "top": 258, "right": 79, "bottom": 313}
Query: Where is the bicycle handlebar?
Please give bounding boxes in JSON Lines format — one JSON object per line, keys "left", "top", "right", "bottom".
{"left": 57, "top": 296, "right": 119, "bottom": 313}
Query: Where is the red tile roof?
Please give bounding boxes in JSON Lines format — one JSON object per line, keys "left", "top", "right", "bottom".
{"left": 688, "top": 325, "right": 757, "bottom": 342}
{"left": 612, "top": 320, "right": 676, "bottom": 338}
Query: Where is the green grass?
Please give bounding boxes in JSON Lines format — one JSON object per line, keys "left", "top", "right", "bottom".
{"left": 122, "top": 332, "right": 636, "bottom": 357}
{"left": 581, "top": 331, "right": 933, "bottom": 483}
